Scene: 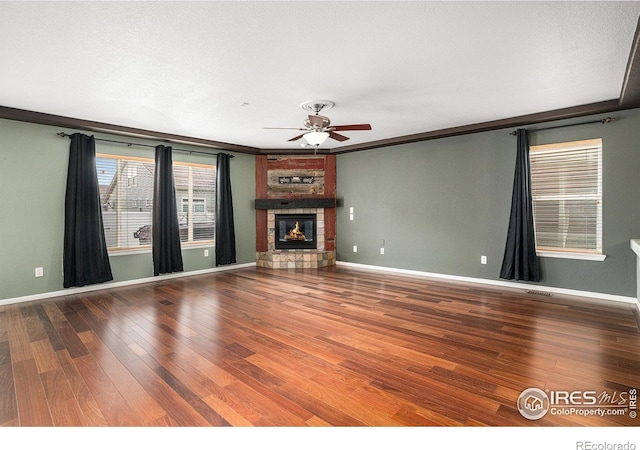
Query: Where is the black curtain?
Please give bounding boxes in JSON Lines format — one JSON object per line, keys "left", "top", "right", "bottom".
{"left": 500, "top": 129, "right": 540, "bottom": 282}
{"left": 152, "top": 145, "right": 183, "bottom": 275}
{"left": 215, "top": 153, "right": 237, "bottom": 265}
{"left": 63, "top": 133, "right": 113, "bottom": 288}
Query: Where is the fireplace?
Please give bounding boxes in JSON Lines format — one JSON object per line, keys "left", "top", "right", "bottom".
{"left": 256, "top": 208, "right": 334, "bottom": 268}
{"left": 255, "top": 155, "right": 336, "bottom": 269}
{"left": 275, "top": 213, "right": 317, "bottom": 250}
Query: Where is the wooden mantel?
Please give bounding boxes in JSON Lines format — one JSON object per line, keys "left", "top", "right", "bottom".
{"left": 254, "top": 198, "right": 336, "bottom": 210}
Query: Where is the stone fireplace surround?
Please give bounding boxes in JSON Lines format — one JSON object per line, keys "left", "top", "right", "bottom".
{"left": 255, "top": 155, "right": 337, "bottom": 270}
{"left": 256, "top": 208, "right": 335, "bottom": 269}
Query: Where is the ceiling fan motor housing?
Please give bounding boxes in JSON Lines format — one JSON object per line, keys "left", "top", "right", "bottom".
{"left": 304, "top": 115, "right": 331, "bottom": 130}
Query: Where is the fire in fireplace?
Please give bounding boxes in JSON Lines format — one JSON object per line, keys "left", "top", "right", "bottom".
{"left": 275, "top": 214, "right": 317, "bottom": 250}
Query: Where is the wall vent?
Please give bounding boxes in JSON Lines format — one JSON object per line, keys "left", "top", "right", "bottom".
{"left": 526, "top": 290, "right": 553, "bottom": 297}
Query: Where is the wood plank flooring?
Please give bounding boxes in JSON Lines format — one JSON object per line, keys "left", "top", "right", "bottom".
{"left": 0, "top": 265, "right": 639, "bottom": 427}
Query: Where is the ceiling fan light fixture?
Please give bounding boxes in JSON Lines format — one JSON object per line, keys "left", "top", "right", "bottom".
{"left": 303, "top": 131, "right": 329, "bottom": 146}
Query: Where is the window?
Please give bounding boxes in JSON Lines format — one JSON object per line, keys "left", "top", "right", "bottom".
{"left": 529, "top": 138, "right": 603, "bottom": 259}
{"left": 172, "top": 164, "right": 216, "bottom": 245}
{"left": 96, "top": 154, "right": 216, "bottom": 251}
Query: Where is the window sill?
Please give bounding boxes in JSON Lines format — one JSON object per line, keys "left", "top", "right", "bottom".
{"left": 108, "top": 243, "right": 214, "bottom": 256}
{"left": 537, "top": 251, "right": 606, "bottom": 261}
{"left": 108, "top": 247, "right": 151, "bottom": 256}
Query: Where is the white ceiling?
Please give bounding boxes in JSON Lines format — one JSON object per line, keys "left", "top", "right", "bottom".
{"left": 1, "top": 1, "right": 640, "bottom": 152}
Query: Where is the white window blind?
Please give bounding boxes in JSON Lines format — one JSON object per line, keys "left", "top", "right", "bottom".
{"left": 96, "top": 154, "right": 215, "bottom": 251}
{"left": 173, "top": 164, "right": 216, "bottom": 244}
{"left": 97, "top": 155, "right": 155, "bottom": 250}
{"left": 529, "top": 138, "right": 602, "bottom": 255}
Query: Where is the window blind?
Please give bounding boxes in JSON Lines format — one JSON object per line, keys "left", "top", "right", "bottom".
{"left": 529, "top": 139, "right": 602, "bottom": 254}
{"left": 173, "top": 164, "right": 216, "bottom": 243}
{"left": 96, "top": 154, "right": 215, "bottom": 251}
{"left": 97, "top": 155, "right": 155, "bottom": 250}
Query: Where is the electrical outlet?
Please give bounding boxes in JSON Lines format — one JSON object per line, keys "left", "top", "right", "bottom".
{"left": 35, "top": 267, "right": 44, "bottom": 277}
{"left": 380, "top": 247, "right": 385, "bottom": 255}
{"left": 353, "top": 245, "right": 358, "bottom": 253}
{"left": 204, "top": 249, "right": 209, "bottom": 257}
{"left": 481, "top": 255, "right": 487, "bottom": 264}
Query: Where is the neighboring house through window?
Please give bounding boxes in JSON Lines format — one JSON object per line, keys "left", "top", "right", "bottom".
{"left": 96, "top": 154, "right": 216, "bottom": 251}
{"left": 529, "top": 138, "right": 604, "bottom": 260}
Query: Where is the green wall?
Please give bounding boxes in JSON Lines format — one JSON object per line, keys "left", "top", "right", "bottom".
{"left": 3, "top": 107, "right": 639, "bottom": 302}
{"left": 336, "top": 108, "right": 640, "bottom": 298}
{"left": 0, "top": 118, "right": 256, "bottom": 301}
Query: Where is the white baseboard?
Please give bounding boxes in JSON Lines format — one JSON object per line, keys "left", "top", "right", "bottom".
{"left": 3, "top": 261, "right": 638, "bottom": 313}
{"left": 0, "top": 262, "right": 257, "bottom": 307}
{"left": 336, "top": 261, "right": 640, "bottom": 309}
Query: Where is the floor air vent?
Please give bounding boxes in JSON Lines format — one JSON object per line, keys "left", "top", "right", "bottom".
{"left": 526, "top": 290, "right": 553, "bottom": 297}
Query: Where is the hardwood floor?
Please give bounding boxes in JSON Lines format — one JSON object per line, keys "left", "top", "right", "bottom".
{"left": 1, "top": 265, "right": 639, "bottom": 427}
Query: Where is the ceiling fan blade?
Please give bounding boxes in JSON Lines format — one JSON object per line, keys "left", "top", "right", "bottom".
{"left": 331, "top": 124, "right": 372, "bottom": 131}
{"left": 288, "top": 134, "right": 306, "bottom": 142}
{"left": 307, "top": 115, "right": 326, "bottom": 128}
{"left": 329, "top": 131, "right": 350, "bottom": 142}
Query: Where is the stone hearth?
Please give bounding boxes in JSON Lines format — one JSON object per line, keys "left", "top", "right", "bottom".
{"left": 256, "top": 249, "right": 335, "bottom": 269}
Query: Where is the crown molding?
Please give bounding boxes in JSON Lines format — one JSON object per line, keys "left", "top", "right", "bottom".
{"left": 0, "top": 105, "right": 261, "bottom": 155}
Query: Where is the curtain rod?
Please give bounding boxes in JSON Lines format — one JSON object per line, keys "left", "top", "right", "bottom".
{"left": 509, "top": 117, "right": 614, "bottom": 135}
{"left": 57, "top": 132, "right": 233, "bottom": 158}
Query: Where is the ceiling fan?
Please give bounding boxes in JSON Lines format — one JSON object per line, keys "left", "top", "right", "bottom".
{"left": 265, "top": 100, "right": 372, "bottom": 147}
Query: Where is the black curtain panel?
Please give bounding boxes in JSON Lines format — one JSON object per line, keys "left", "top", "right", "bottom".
{"left": 152, "top": 145, "right": 184, "bottom": 276}
{"left": 500, "top": 129, "right": 540, "bottom": 282}
{"left": 63, "top": 133, "right": 113, "bottom": 288}
{"left": 215, "top": 153, "right": 237, "bottom": 265}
